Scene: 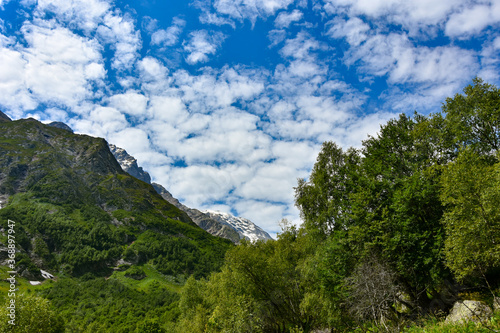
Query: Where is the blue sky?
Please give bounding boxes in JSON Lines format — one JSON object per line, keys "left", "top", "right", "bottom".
{"left": 0, "top": 0, "right": 499, "bottom": 238}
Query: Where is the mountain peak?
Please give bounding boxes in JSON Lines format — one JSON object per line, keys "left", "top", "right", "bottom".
{"left": 108, "top": 144, "right": 151, "bottom": 184}
{"left": 48, "top": 121, "right": 73, "bottom": 133}
{"left": 0, "top": 110, "right": 12, "bottom": 122}
{"left": 203, "top": 210, "right": 273, "bottom": 242}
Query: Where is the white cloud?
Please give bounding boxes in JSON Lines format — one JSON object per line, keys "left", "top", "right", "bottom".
{"left": 13, "top": 24, "right": 105, "bottom": 108}
{"left": 280, "top": 31, "right": 323, "bottom": 59}
{"left": 446, "top": 2, "right": 500, "bottom": 37}
{"left": 478, "top": 36, "right": 500, "bottom": 82}
{"left": 108, "top": 91, "right": 148, "bottom": 117}
{"left": 183, "top": 30, "right": 226, "bottom": 65}
{"left": 168, "top": 164, "right": 250, "bottom": 207}
{"left": 345, "top": 33, "right": 478, "bottom": 87}
{"left": 213, "top": 0, "right": 295, "bottom": 24}
{"left": 22, "top": 24, "right": 102, "bottom": 64}
{"left": 34, "top": 0, "right": 111, "bottom": 33}
{"left": 322, "top": 0, "right": 500, "bottom": 38}
{"left": 268, "top": 29, "right": 287, "bottom": 46}
{"left": 73, "top": 106, "right": 128, "bottom": 138}
{"left": 97, "top": 12, "right": 141, "bottom": 71}
{"left": 108, "top": 127, "right": 151, "bottom": 156}
{"left": 199, "top": 11, "right": 236, "bottom": 28}
{"left": 326, "top": 16, "right": 370, "bottom": 46}
{"left": 0, "top": 46, "right": 37, "bottom": 114}
{"left": 274, "top": 9, "right": 303, "bottom": 28}
{"left": 151, "top": 17, "right": 185, "bottom": 46}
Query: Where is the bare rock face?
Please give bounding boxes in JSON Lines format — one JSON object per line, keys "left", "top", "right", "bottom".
{"left": 445, "top": 300, "right": 492, "bottom": 323}
{"left": 48, "top": 121, "right": 73, "bottom": 133}
{"left": 108, "top": 144, "right": 151, "bottom": 184}
{"left": 0, "top": 110, "right": 12, "bottom": 122}
{"left": 203, "top": 210, "right": 273, "bottom": 242}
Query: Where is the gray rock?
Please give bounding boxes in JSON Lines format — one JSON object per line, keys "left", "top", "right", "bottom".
{"left": 108, "top": 144, "right": 151, "bottom": 184}
{"left": 48, "top": 121, "right": 73, "bottom": 132}
{"left": 0, "top": 110, "right": 12, "bottom": 122}
{"left": 445, "top": 300, "right": 492, "bottom": 323}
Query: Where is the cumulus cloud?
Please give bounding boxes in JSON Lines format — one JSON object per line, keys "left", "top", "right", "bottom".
{"left": 151, "top": 17, "right": 185, "bottom": 47}
{"left": 0, "top": 46, "right": 37, "bottom": 115}
{"left": 213, "top": 0, "right": 295, "bottom": 25}
{"left": 274, "top": 9, "right": 303, "bottom": 28}
{"left": 322, "top": 0, "right": 500, "bottom": 38}
{"left": 446, "top": 2, "right": 500, "bottom": 37}
{"left": 97, "top": 12, "right": 141, "bottom": 71}
{"left": 108, "top": 91, "right": 148, "bottom": 117}
{"left": 183, "top": 30, "right": 226, "bottom": 64}
{"left": 34, "top": 0, "right": 111, "bottom": 33}
{"left": 326, "top": 16, "right": 370, "bottom": 46}
{"left": 1, "top": 23, "right": 105, "bottom": 110}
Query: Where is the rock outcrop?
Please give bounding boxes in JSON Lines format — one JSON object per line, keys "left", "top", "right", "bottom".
{"left": 445, "top": 300, "right": 492, "bottom": 323}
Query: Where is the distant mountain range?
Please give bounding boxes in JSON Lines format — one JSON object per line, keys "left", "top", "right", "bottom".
{"left": 108, "top": 143, "right": 272, "bottom": 242}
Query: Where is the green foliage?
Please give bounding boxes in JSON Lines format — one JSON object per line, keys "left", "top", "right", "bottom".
{"left": 295, "top": 142, "right": 360, "bottom": 238}
{"left": 175, "top": 226, "right": 340, "bottom": 332}
{"left": 40, "top": 277, "right": 179, "bottom": 332}
{"left": 404, "top": 311, "right": 500, "bottom": 333}
{"left": 440, "top": 148, "right": 500, "bottom": 282}
{"left": 0, "top": 294, "right": 64, "bottom": 333}
{"left": 442, "top": 77, "right": 500, "bottom": 154}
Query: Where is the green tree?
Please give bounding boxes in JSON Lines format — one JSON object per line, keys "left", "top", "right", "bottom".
{"left": 442, "top": 77, "right": 500, "bottom": 154}
{"left": 0, "top": 294, "right": 64, "bottom": 333}
{"left": 295, "top": 142, "right": 360, "bottom": 238}
{"left": 440, "top": 148, "right": 500, "bottom": 283}
{"left": 348, "top": 114, "right": 448, "bottom": 307}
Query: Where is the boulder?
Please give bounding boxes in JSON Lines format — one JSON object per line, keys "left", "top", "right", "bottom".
{"left": 494, "top": 297, "right": 500, "bottom": 312}
{"left": 445, "top": 300, "right": 492, "bottom": 323}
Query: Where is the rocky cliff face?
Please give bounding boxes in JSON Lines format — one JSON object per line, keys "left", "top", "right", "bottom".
{"left": 109, "top": 145, "right": 272, "bottom": 242}
{"left": 0, "top": 110, "right": 11, "bottom": 122}
{"left": 108, "top": 144, "right": 151, "bottom": 184}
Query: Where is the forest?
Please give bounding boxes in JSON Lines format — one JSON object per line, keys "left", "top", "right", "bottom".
{"left": 1, "top": 78, "right": 500, "bottom": 332}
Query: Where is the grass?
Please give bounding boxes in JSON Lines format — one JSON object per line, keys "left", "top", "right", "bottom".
{"left": 403, "top": 311, "right": 500, "bottom": 333}
{"left": 107, "top": 263, "right": 185, "bottom": 293}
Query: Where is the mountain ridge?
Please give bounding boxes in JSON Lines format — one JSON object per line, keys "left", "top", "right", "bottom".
{"left": 108, "top": 143, "right": 273, "bottom": 242}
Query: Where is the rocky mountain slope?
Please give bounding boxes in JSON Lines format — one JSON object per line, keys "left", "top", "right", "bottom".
{"left": 108, "top": 144, "right": 151, "bottom": 184}
{"left": 0, "top": 116, "right": 231, "bottom": 278}
{"left": 0, "top": 110, "right": 11, "bottom": 122}
{"left": 152, "top": 183, "right": 242, "bottom": 243}
{"left": 108, "top": 144, "right": 272, "bottom": 242}
{"left": 203, "top": 210, "right": 273, "bottom": 242}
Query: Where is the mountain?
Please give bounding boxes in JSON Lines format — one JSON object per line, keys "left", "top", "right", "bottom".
{"left": 202, "top": 210, "right": 273, "bottom": 242}
{"left": 108, "top": 144, "right": 272, "bottom": 242}
{"left": 108, "top": 144, "right": 151, "bottom": 184}
{"left": 0, "top": 110, "right": 11, "bottom": 122}
{"left": 0, "top": 117, "right": 232, "bottom": 279}
{"left": 152, "top": 183, "right": 241, "bottom": 243}
{"left": 48, "top": 121, "right": 73, "bottom": 133}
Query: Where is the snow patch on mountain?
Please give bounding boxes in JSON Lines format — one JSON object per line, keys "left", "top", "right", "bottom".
{"left": 203, "top": 210, "right": 273, "bottom": 242}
